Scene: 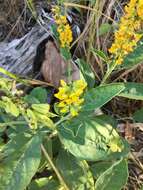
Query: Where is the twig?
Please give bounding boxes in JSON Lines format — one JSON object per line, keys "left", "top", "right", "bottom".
{"left": 41, "top": 144, "right": 70, "bottom": 190}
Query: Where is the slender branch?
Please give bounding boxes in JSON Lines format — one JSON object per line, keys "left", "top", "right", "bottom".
{"left": 41, "top": 144, "right": 70, "bottom": 190}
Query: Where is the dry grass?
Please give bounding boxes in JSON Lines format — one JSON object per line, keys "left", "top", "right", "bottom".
{"left": 0, "top": 0, "right": 25, "bottom": 40}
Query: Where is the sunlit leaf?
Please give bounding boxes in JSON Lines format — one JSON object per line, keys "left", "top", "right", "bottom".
{"left": 0, "top": 133, "right": 42, "bottom": 190}
{"left": 95, "top": 159, "right": 128, "bottom": 190}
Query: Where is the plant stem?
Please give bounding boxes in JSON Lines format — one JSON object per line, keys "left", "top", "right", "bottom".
{"left": 55, "top": 114, "right": 70, "bottom": 126}
{"left": 41, "top": 144, "right": 70, "bottom": 190}
{"left": 67, "top": 60, "right": 72, "bottom": 84}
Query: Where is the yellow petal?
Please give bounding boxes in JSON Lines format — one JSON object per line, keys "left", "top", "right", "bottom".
{"left": 70, "top": 107, "right": 78, "bottom": 117}
{"left": 60, "top": 80, "right": 67, "bottom": 87}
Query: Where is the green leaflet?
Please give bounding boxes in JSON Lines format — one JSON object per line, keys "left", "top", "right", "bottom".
{"left": 95, "top": 159, "right": 128, "bottom": 190}
{"left": 0, "top": 133, "right": 42, "bottom": 190}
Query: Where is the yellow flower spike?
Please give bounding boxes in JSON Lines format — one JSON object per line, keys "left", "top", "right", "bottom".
{"left": 109, "top": 0, "right": 143, "bottom": 65}
{"left": 55, "top": 15, "right": 67, "bottom": 25}
{"left": 54, "top": 80, "right": 87, "bottom": 117}
{"left": 52, "top": 6, "right": 60, "bottom": 15}
{"left": 137, "top": 0, "right": 143, "bottom": 19}
{"left": 52, "top": 6, "right": 73, "bottom": 48}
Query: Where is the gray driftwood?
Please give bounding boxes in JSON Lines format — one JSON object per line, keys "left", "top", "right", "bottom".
{"left": 0, "top": 24, "right": 50, "bottom": 76}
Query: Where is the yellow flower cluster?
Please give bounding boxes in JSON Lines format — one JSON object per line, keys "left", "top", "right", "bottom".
{"left": 54, "top": 80, "right": 87, "bottom": 117}
{"left": 109, "top": 0, "right": 143, "bottom": 64}
{"left": 52, "top": 6, "right": 73, "bottom": 48}
{"left": 137, "top": 0, "right": 143, "bottom": 19}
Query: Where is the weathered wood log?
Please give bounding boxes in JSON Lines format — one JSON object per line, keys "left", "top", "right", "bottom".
{"left": 0, "top": 24, "right": 50, "bottom": 76}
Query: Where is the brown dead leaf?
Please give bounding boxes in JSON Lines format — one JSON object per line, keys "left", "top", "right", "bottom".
{"left": 125, "top": 121, "right": 135, "bottom": 142}
{"left": 41, "top": 41, "right": 80, "bottom": 88}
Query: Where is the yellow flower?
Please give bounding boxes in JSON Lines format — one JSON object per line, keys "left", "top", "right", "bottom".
{"left": 109, "top": 0, "right": 143, "bottom": 64}
{"left": 52, "top": 6, "right": 73, "bottom": 48}
{"left": 54, "top": 80, "right": 87, "bottom": 117}
{"left": 58, "top": 24, "right": 73, "bottom": 47}
{"left": 60, "top": 79, "right": 67, "bottom": 87}
{"left": 55, "top": 15, "right": 67, "bottom": 25}
{"left": 70, "top": 107, "right": 78, "bottom": 117}
{"left": 58, "top": 101, "right": 66, "bottom": 108}
{"left": 60, "top": 106, "right": 69, "bottom": 113}
{"left": 137, "top": 0, "right": 143, "bottom": 20}
{"left": 109, "top": 143, "right": 122, "bottom": 153}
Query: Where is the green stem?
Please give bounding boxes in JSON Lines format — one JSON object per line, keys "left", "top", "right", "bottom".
{"left": 55, "top": 114, "right": 70, "bottom": 126}
{"left": 41, "top": 144, "right": 70, "bottom": 190}
{"left": 100, "top": 61, "right": 117, "bottom": 85}
{"left": 48, "top": 114, "right": 71, "bottom": 138}
{"left": 67, "top": 60, "right": 72, "bottom": 83}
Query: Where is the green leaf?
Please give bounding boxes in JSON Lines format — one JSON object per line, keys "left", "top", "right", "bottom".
{"left": 60, "top": 48, "right": 71, "bottom": 60}
{"left": 28, "top": 177, "right": 59, "bottom": 190}
{"left": 56, "top": 149, "right": 94, "bottom": 190}
{"left": 30, "top": 87, "right": 47, "bottom": 103}
{"left": 91, "top": 49, "right": 108, "bottom": 62}
{"left": 121, "top": 40, "right": 143, "bottom": 68}
{"left": 0, "top": 133, "right": 42, "bottom": 190}
{"left": 0, "top": 67, "right": 18, "bottom": 80}
{"left": 98, "top": 23, "right": 112, "bottom": 36}
{"left": 94, "top": 114, "right": 117, "bottom": 129}
{"left": 51, "top": 25, "right": 59, "bottom": 40}
{"left": 75, "top": 59, "right": 95, "bottom": 88}
{"left": 90, "top": 161, "right": 114, "bottom": 179}
{"left": 118, "top": 82, "right": 143, "bottom": 100}
{"left": 133, "top": 108, "right": 143, "bottom": 122}
{"left": 24, "top": 95, "right": 40, "bottom": 104}
{"left": 82, "top": 83, "right": 125, "bottom": 112}
{"left": 58, "top": 116, "right": 129, "bottom": 161}
{"left": 32, "top": 104, "right": 50, "bottom": 114}
{"left": 0, "top": 97, "right": 19, "bottom": 117}
{"left": 95, "top": 159, "right": 128, "bottom": 190}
